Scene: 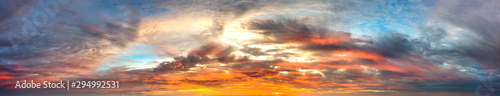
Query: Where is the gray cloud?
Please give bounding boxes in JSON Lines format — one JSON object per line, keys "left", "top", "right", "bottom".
{"left": 431, "top": 0, "right": 500, "bottom": 71}
{"left": 0, "top": 0, "right": 142, "bottom": 82}
{"left": 0, "top": 0, "right": 36, "bottom": 23}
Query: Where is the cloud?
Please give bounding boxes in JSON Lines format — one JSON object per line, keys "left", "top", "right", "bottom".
{"left": 130, "top": 16, "right": 468, "bottom": 95}
{"left": 0, "top": 0, "right": 36, "bottom": 23}
{"left": 432, "top": 0, "right": 500, "bottom": 71}
{"left": 2, "top": 0, "right": 500, "bottom": 95}
{"left": 0, "top": 0, "right": 142, "bottom": 89}
{"left": 246, "top": 18, "right": 354, "bottom": 45}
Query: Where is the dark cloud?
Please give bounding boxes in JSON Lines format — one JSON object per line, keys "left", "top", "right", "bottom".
{"left": 154, "top": 42, "right": 247, "bottom": 72}
{"left": 434, "top": 0, "right": 500, "bottom": 71}
{"left": 154, "top": 55, "right": 203, "bottom": 72}
{"left": 246, "top": 18, "right": 353, "bottom": 45}
{"left": 0, "top": 0, "right": 36, "bottom": 23}
{"left": 0, "top": 0, "right": 37, "bottom": 53}
{"left": 363, "top": 32, "right": 415, "bottom": 58}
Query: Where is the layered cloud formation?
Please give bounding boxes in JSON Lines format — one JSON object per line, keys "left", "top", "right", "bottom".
{"left": 1, "top": 0, "right": 500, "bottom": 96}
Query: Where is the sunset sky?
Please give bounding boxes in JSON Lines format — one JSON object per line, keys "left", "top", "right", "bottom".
{"left": 1, "top": 0, "right": 500, "bottom": 96}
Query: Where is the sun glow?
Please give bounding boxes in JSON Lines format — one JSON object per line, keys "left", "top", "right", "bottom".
{"left": 222, "top": 21, "right": 261, "bottom": 41}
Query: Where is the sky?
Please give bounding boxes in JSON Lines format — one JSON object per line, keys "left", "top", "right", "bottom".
{"left": 1, "top": 0, "right": 500, "bottom": 96}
